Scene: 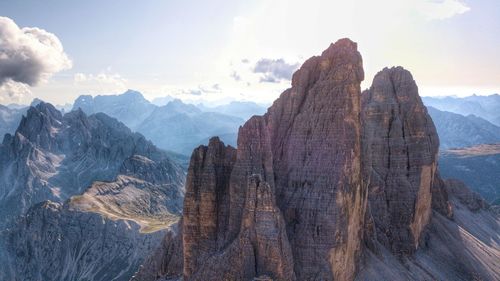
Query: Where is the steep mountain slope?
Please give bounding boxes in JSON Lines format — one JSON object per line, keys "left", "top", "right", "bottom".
{"left": 439, "top": 144, "right": 500, "bottom": 205}
{"left": 72, "top": 90, "right": 156, "bottom": 130}
{"left": 134, "top": 39, "right": 499, "bottom": 281}
{"left": 0, "top": 103, "right": 186, "bottom": 281}
{"left": 0, "top": 102, "right": 183, "bottom": 226}
{"left": 136, "top": 100, "right": 243, "bottom": 155}
{"left": 3, "top": 201, "right": 166, "bottom": 281}
{"left": 427, "top": 106, "right": 500, "bottom": 149}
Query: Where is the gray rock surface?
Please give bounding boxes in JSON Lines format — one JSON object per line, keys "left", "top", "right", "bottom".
{"left": 0, "top": 102, "right": 183, "bottom": 227}
{"left": 361, "top": 66, "right": 439, "bottom": 255}
{"left": 0, "top": 102, "right": 186, "bottom": 281}
{"left": 3, "top": 201, "right": 166, "bottom": 281}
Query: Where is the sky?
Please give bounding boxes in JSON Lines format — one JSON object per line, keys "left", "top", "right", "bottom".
{"left": 0, "top": 0, "right": 498, "bottom": 106}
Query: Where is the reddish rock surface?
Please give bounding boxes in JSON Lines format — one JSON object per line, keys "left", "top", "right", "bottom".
{"left": 179, "top": 38, "right": 367, "bottom": 281}
{"left": 136, "top": 39, "right": 500, "bottom": 281}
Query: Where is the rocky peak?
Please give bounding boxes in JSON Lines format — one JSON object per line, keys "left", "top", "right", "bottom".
{"left": 361, "top": 66, "right": 440, "bottom": 254}
{"left": 15, "top": 102, "right": 63, "bottom": 150}
{"left": 177, "top": 38, "right": 367, "bottom": 281}
{"left": 136, "top": 40, "right": 500, "bottom": 281}
{"left": 0, "top": 102, "right": 184, "bottom": 228}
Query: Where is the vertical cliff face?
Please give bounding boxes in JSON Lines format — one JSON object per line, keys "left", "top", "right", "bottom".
{"left": 179, "top": 38, "right": 367, "bottom": 281}
{"left": 361, "top": 67, "right": 440, "bottom": 254}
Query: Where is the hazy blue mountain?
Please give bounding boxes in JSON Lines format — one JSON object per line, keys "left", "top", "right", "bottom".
{"left": 151, "top": 95, "right": 176, "bottom": 106}
{"left": 427, "top": 106, "right": 500, "bottom": 149}
{"left": 136, "top": 99, "right": 244, "bottom": 155}
{"left": 72, "top": 89, "right": 156, "bottom": 130}
{"left": 71, "top": 91, "right": 251, "bottom": 155}
{"left": 423, "top": 94, "right": 500, "bottom": 126}
{"left": 198, "top": 101, "right": 268, "bottom": 120}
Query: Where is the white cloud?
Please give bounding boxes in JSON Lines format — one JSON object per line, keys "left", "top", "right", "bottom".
{"left": 73, "top": 71, "right": 127, "bottom": 93}
{"left": 417, "top": 0, "right": 471, "bottom": 20}
{"left": 0, "top": 16, "right": 72, "bottom": 86}
{"left": 0, "top": 79, "right": 32, "bottom": 104}
{"left": 253, "top": 58, "right": 300, "bottom": 83}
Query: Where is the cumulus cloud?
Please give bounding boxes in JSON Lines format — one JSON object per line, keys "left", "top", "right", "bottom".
{"left": 0, "top": 79, "right": 32, "bottom": 104}
{"left": 417, "top": 0, "right": 470, "bottom": 20}
{"left": 253, "top": 58, "right": 299, "bottom": 83}
{"left": 0, "top": 16, "right": 72, "bottom": 87}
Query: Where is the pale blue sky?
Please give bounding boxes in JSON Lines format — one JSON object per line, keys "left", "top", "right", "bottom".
{"left": 0, "top": 0, "right": 498, "bottom": 105}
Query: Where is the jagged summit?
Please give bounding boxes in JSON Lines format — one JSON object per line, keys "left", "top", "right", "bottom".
{"left": 362, "top": 66, "right": 441, "bottom": 254}
{"left": 135, "top": 39, "right": 500, "bottom": 281}
{"left": 0, "top": 101, "right": 184, "bottom": 227}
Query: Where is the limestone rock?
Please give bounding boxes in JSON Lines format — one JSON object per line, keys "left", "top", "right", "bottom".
{"left": 361, "top": 67, "right": 439, "bottom": 255}
{"left": 175, "top": 38, "right": 366, "bottom": 281}
{"left": 138, "top": 39, "right": 500, "bottom": 281}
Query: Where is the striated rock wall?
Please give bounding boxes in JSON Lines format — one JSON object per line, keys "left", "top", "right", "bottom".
{"left": 361, "top": 67, "right": 440, "bottom": 254}
{"left": 138, "top": 39, "right": 500, "bottom": 281}
{"left": 176, "top": 38, "right": 367, "bottom": 281}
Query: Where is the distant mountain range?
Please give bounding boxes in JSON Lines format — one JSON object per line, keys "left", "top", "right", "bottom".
{"left": 423, "top": 94, "right": 500, "bottom": 126}
{"left": 73, "top": 90, "right": 157, "bottom": 130}
{"left": 71, "top": 91, "right": 267, "bottom": 155}
{"left": 197, "top": 101, "right": 268, "bottom": 120}
{"left": 427, "top": 106, "right": 500, "bottom": 149}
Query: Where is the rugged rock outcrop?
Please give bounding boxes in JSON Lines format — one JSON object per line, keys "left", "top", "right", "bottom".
{"left": 0, "top": 102, "right": 184, "bottom": 227}
{"left": 357, "top": 179, "right": 500, "bottom": 281}
{"left": 0, "top": 102, "right": 186, "bottom": 281}
{"left": 142, "top": 38, "right": 367, "bottom": 281}
{"left": 2, "top": 201, "right": 165, "bottom": 281}
{"left": 136, "top": 39, "right": 499, "bottom": 281}
{"left": 361, "top": 67, "right": 440, "bottom": 254}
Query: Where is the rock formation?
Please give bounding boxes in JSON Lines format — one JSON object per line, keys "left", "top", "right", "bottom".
{"left": 139, "top": 38, "right": 367, "bottom": 281}
{"left": 0, "top": 102, "right": 186, "bottom": 281}
{"left": 361, "top": 66, "right": 440, "bottom": 254}
{"left": 136, "top": 38, "right": 500, "bottom": 281}
{"left": 3, "top": 201, "right": 166, "bottom": 281}
{"left": 0, "top": 102, "right": 184, "bottom": 227}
